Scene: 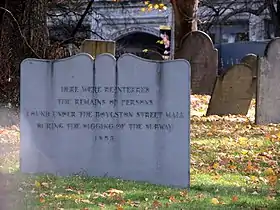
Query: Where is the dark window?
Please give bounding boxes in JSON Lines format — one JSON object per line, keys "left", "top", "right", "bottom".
{"left": 235, "top": 32, "right": 249, "bottom": 42}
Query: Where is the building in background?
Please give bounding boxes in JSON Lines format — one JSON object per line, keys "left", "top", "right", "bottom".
{"left": 198, "top": 0, "right": 274, "bottom": 44}
{"left": 47, "top": 0, "right": 274, "bottom": 57}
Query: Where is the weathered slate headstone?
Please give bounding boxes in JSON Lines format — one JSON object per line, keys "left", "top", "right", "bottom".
{"left": 175, "top": 31, "right": 218, "bottom": 94}
{"left": 240, "top": 54, "right": 258, "bottom": 97}
{"left": 81, "top": 39, "right": 116, "bottom": 57}
{"left": 207, "top": 63, "right": 253, "bottom": 116}
{"left": 240, "top": 54, "right": 258, "bottom": 76}
{"left": 256, "top": 38, "right": 280, "bottom": 124}
{"left": 20, "top": 53, "right": 191, "bottom": 188}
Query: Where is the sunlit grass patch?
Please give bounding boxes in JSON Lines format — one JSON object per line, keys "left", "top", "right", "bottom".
{"left": 15, "top": 132, "right": 279, "bottom": 209}
{"left": 17, "top": 172, "right": 278, "bottom": 209}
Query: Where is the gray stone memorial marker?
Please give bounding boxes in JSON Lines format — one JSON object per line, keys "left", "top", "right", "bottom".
{"left": 20, "top": 53, "right": 191, "bottom": 188}
{"left": 207, "top": 63, "right": 253, "bottom": 116}
{"left": 240, "top": 54, "right": 258, "bottom": 77}
{"left": 175, "top": 31, "right": 218, "bottom": 95}
{"left": 240, "top": 54, "right": 258, "bottom": 97}
{"left": 256, "top": 38, "right": 280, "bottom": 124}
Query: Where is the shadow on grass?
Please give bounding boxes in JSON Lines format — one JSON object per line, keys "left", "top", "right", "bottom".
{"left": 0, "top": 171, "right": 27, "bottom": 210}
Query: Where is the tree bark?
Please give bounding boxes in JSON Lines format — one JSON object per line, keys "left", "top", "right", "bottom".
{"left": 0, "top": 0, "right": 48, "bottom": 104}
{"left": 273, "top": 0, "right": 280, "bottom": 36}
{"left": 171, "top": 0, "right": 199, "bottom": 50}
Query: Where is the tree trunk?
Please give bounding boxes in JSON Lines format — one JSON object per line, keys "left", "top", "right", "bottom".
{"left": 267, "top": 0, "right": 280, "bottom": 37}
{"left": 0, "top": 0, "right": 48, "bottom": 104}
{"left": 171, "top": 0, "right": 199, "bottom": 50}
{"left": 273, "top": 20, "right": 280, "bottom": 37}
{"left": 275, "top": 0, "right": 280, "bottom": 36}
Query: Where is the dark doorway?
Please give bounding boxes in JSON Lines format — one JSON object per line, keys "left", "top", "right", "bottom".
{"left": 116, "top": 32, "right": 163, "bottom": 58}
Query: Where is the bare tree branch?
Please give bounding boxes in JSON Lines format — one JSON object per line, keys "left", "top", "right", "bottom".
{"left": 70, "top": 0, "right": 94, "bottom": 38}
{"left": 220, "top": 2, "right": 268, "bottom": 22}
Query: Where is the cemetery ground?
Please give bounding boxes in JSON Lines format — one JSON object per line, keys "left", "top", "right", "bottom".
{"left": 0, "top": 95, "right": 279, "bottom": 209}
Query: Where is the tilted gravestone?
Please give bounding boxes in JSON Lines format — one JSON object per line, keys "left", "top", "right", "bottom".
{"left": 20, "top": 53, "right": 191, "bottom": 188}
{"left": 175, "top": 31, "right": 218, "bottom": 95}
{"left": 240, "top": 54, "right": 258, "bottom": 97}
{"left": 207, "top": 63, "right": 253, "bottom": 116}
{"left": 256, "top": 38, "right": 280, "bottom": 124}
{"left": 240, "top": 54, "right": 258, "bottom": 76}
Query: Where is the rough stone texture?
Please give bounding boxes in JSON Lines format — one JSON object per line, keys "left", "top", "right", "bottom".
{"left": 20, "top": 53, "right": 190, "bottom": 188}
{"left": 256, "top": 38, "right": 280, "bottom": 124}
{"left": 207, "top": 63, "right": 253, "bottom": 116}
{"left": 175, "top": 31, "right": 218, "bottom": 95}
{"left": 240, "top": 54, "right": 258, "bottom": 97}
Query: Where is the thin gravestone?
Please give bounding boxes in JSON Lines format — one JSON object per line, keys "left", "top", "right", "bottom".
{"left": 256, "top": 38, "right": 280, "bottom": 124}
{"left": 240, "top": 54, "right": 258, "bottom": 97}
{"left": 240, "top": 54, "right": 258, "bottom": 76}
{"left": 207, "top": 63, "right": 253, "bottom": 116}
{"left": 175, "top": 31, "right": 218, "bottom": 95}
{"left": 20, "top": 53, "right": 191, "bottom": 188}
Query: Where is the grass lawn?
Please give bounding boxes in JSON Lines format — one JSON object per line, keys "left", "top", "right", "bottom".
{"left": 0, "top": 95, "right": 279, "bottom": 209}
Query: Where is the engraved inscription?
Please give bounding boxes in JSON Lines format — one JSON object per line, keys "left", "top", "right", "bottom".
{"left": 24, "top": 86, "right": 185, "bottom": 142}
